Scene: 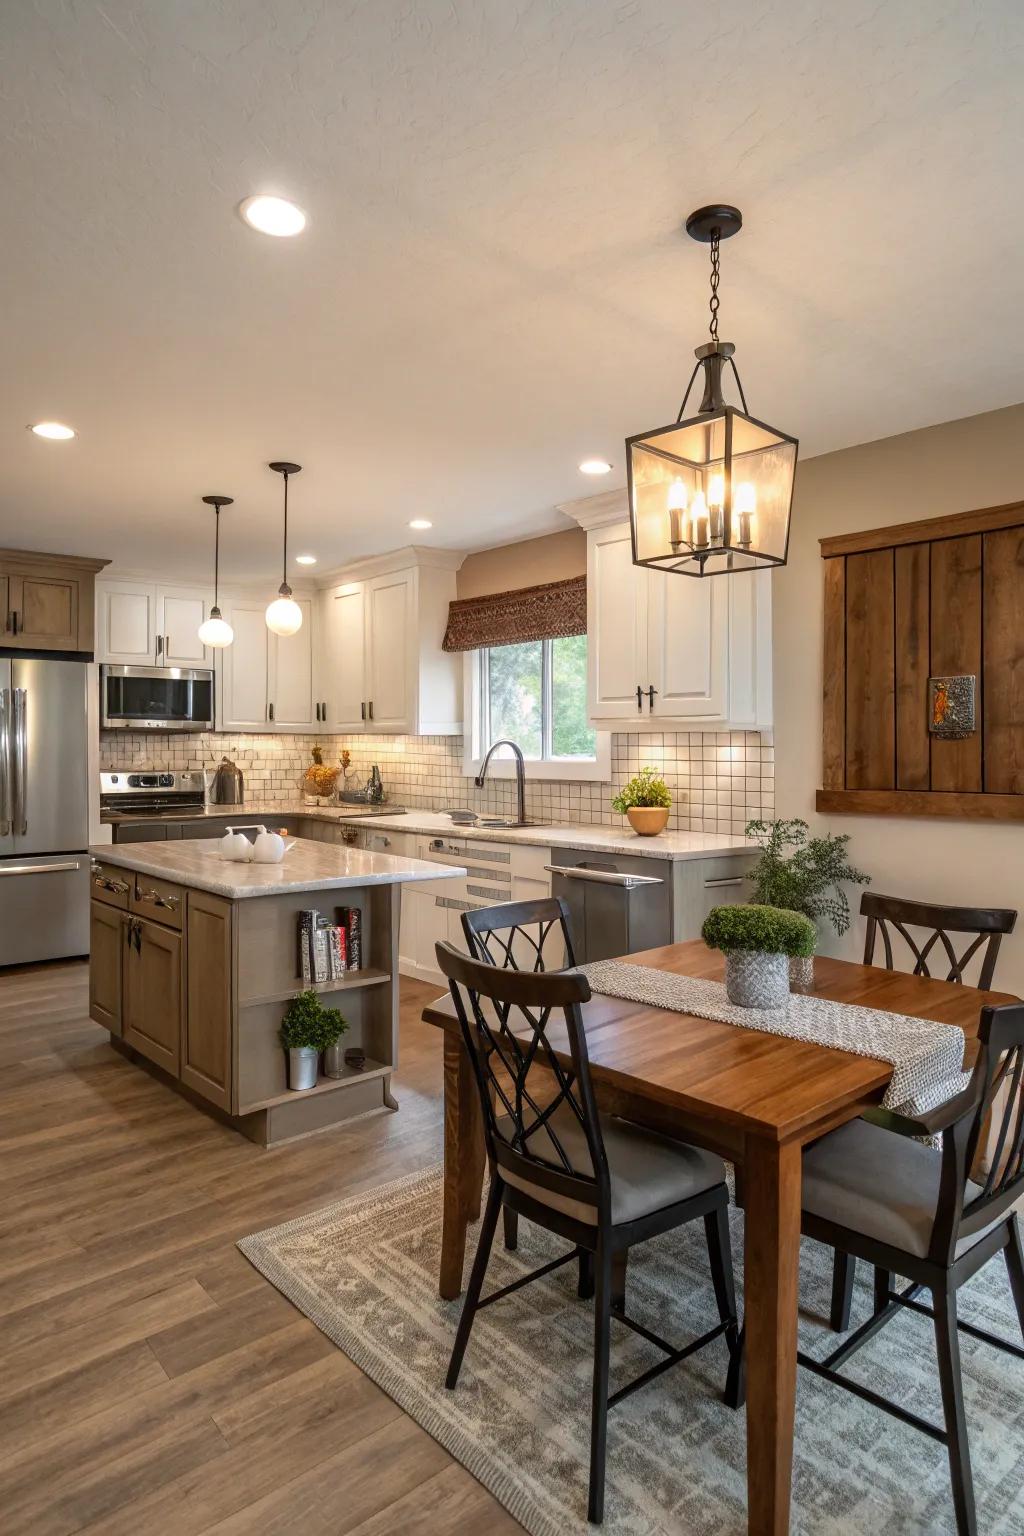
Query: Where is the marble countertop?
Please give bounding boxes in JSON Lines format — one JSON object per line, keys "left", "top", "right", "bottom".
{"left": 90, "top": 836, "right": 468, "bottom": 899}
{"left": 98, "top": 799, "right": 756, "bottom": 863}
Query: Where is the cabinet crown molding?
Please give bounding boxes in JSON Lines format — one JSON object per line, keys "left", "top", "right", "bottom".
{"left": 316, "top": 544, "right": 466, "bottom": 586}
{"left": 0, "top": 546, "right": 110, "bottom": 573}
{"left": 556, "top": 488, "right": 630, "bottom": 531}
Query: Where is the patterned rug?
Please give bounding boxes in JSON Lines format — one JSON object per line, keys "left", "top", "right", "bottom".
{"left": 239, "top": 1168, "right": 1024, "bottom": 1535}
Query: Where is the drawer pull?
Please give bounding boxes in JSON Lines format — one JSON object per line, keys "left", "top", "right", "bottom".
{"left": 93, "top": 873, "right": 130, "bottom": 895}
{"left": 703, "top": 876, "right": 744, "bottom": 889}
{"left": 137, "top": 886, "right": 181, "bottom": 910}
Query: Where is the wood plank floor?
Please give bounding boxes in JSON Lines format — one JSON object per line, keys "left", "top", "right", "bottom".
{"left": 0, "top": 960, "right": 522, "bottom": 1536}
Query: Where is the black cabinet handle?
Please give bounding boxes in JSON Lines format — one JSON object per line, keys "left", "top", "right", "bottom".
{"left": 647, "top": 685, "right": 658, "bottom": 711}
{"left": 361, "top": 701, "right": 366, "bottom": 721}
{"left": 156, "top": 634, "right": 163, "bottom": 658}
{"left": 636, "top": 686, "right": 643, "bottom": 713}
{"left": 268, "top": 701, "right": 275, "bottom": 722}
{"left": 315, "top": 703, "right": 321, "bottom": 722}
{"left": 11, "top": 611, "right": 18, "bottom": 637}
{"left": 368, "top": 700, "right": 374, "bottom": 721}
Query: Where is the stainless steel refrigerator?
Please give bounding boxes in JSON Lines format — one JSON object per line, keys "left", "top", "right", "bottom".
{"left": 0, "top": 657, "right": 90, "bottom": 965}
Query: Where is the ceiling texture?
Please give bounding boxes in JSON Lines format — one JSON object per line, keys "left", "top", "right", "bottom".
{"left": 2, "top": 1, "right": 1022, "bottom": 582}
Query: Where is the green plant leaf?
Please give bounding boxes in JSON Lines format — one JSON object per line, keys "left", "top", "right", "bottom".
{"left": 611, "top": 766, "right": 671, "bottom": 813}
{"left": 702, "top": 903, "right": 817, "bottom": 957}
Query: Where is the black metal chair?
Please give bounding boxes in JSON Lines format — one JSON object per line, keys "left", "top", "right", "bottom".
{"left": 799, "top": 1001, "right": 1024, "bottom": 1536}
{"left": 435, "top": 940, "right": 743, "bottom": 1525}
{"left": 462, "top": 894, "right": 577, "bottom": 972}
{"left": 829, "top": 892, "right": 1019, "bottom": 1332}
{"left": 462, "top": 897, "right": 577, "bottom": 1254}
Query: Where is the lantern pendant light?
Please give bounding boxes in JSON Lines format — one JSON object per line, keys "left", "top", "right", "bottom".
{"left": 197, "top": 496, "right": 235, "bottom": 648}
{"left": 627, "top": 204, "right": 798, "bottom": 577}
{"left": 265, "top": 461, "right": 304, "bottom": 637}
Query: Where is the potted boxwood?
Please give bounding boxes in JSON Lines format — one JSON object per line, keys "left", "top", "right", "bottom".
{"left": 279, "top": 990, "right": 348, "bottom": 1090}
{"left": 612, "top": 767, "right": 672, "bottom": 836}
{"left": 745, "top": 818, "right": 870, "bottom": 986}
{"left": 702, "top": 903, "right": 816, "bottom": 1009}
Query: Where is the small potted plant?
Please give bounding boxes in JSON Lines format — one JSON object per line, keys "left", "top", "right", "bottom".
{"left": 612, "top": 767, "right": 672, "bottom": 836}
{"left": 279, "top": 990, "right": 348, "bottom": 1090}
{"left": 321, "top": 1004, "right": 350, "bottom": 1078}
{"left": 745, "top": 818, "right": 870, "bottom": 986}
{"left": 702, "top": 903, "right": 816, "bottom": 1009}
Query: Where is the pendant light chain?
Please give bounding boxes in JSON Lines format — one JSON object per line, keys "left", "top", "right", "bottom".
{"left": 708, "top": 230, "right": 721, "bottom": 343}
{"left": 213, "top": 506, "right": 221, "bottom": 608}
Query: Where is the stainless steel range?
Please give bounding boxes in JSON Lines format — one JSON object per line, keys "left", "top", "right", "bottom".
{"left": 99, "top": 770, "right": 206, "bottom": 822}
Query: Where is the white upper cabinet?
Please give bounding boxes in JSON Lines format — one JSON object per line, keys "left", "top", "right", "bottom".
{"left": 96, "top": 579, "right": 212, "bottom": 667}
{"left": 582, "top": 512, "right": 771, "bottom": 730}
{"left": 218, "top": 595, "right": 315, "bottom": 733}
{"left": 317, "top": 553, "right": 461, "bottom": 736}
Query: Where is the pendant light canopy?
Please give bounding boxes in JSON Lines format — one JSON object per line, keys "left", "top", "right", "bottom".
{"left": 627, "top": 205, "right": 798, "bottom": 577}
{"left": 197, "top": 495, "right": 234, "bottom": 648}
{"left": 266, "top": 461, "right": 304, "bottom": 637}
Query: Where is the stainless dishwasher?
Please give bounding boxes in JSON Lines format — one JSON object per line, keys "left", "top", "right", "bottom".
{"left": 546, "top": 851, "right": 670, "bottom": 963}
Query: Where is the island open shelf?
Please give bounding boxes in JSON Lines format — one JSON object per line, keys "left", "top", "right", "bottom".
{"left": 87, "top": 836, "right": 465, "bottom": 1146}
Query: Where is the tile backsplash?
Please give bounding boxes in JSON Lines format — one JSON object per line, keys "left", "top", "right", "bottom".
{"left": 100, "top": 729, "right": 773, "bottom": 835}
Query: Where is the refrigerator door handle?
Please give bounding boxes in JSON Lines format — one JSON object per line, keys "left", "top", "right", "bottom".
{"left": 12, "top": 687, "right": 27, "bottom": 836}
{"left": 0, "top": 688, "right": 10, "bottom": 835}
{"left": 0, "top": 859, "right": 84, "bottom": 877}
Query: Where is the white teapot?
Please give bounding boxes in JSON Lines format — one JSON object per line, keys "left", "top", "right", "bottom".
{"left": 252, "top": 825, "right": 286, "bottom": 864}
{"left": 219, "top": 827, "right": 252, "bottom": 862}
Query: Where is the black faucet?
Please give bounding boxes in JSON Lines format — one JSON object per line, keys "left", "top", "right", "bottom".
{"left": 475, "top": 739, "right": 526, "bottom": 824}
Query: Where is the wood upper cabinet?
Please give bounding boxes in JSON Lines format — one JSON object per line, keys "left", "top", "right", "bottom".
{"left": 182, "top": 890, "right": 233, "bottom": 1112}
{"left": 95, "top": 580, "right": 212, "bottom": 666}
{"left": 89, "top": 901, "right": 125, "bottom": 1035}
{"left": 586, "top": 520, "right": 770, "bottom": 729}
{"left": 1, "top": 549, "right": 107, "bottom": 653}
{"left": 123, "top": 915, "right": 182, "bottom": 1075}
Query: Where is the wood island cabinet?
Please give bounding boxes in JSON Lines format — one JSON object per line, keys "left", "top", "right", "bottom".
{"left": 123, "top": 915, "right": 182, "bottom": 1076}
{"left": 182, "top": 889, "right": 233, "bottom": 1112}
{"left": 88, "top": 900, "right": 125, "bottom": 1035}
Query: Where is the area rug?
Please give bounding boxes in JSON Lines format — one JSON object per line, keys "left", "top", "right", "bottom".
{"left": 239, "top": 1168, "right": 1024, "bottom": 1535}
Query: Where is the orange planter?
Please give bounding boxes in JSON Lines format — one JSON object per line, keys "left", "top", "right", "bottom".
{"left": 626, "top": 806, "right": 670, "bottom": 836}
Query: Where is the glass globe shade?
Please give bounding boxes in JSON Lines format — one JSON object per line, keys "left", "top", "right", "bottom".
{"left": 197, "top": 613, "right": 234, "bottom": 648}
{"left": 265, "top": 595, "right": 303, "bottom": 637}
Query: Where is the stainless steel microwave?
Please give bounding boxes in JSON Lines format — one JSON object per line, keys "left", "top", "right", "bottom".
{"left": 100, "top": 664, "right": 215, "bottom": 731}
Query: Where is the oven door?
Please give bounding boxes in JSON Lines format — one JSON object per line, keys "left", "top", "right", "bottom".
{"left": 101, "top": 665, "right": 214, "bottom": 730}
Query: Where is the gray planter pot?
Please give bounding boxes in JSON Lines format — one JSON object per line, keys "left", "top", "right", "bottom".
{"left": 323, "top": 1042, "right": 345, "bottom": 1079}
{"left": 725, "top": 950, "right": 790, "bottom": 1009}
{"left": 789, "top": 954, "right": 815, "bottom": 989}
{"left": 287, "top": 1046, "right": 320, "bottom": 1091}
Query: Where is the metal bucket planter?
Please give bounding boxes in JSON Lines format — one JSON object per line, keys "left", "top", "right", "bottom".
{"left": 287, "top": 1046, "right": 320, "bottom": 1091}
{"left": 725, "top": 950, "right": 790, "bottom": 1009}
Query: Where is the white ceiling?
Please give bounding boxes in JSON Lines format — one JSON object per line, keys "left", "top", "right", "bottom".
{"left": 2, "top": 1, "right": 1023, "bottom": 584}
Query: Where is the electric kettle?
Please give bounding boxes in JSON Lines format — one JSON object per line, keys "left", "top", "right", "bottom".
{"left": 212, "top": 756, "right": 244, "bottom": 805}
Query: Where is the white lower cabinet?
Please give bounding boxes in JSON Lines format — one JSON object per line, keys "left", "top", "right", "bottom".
{"left": 584, "top": 518, "right": 771, "bottom": 730}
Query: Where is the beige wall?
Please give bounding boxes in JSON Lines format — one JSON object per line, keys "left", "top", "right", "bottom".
{"left": 774, "top": 401, "right": 1024, "bottom": 992}
{"left": 456, "top": 528, "right": 585, "bottom": 598}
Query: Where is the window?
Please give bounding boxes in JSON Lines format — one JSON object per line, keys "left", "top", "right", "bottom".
{"left": 466, "top": 634, "right": 609, "bottom": 780}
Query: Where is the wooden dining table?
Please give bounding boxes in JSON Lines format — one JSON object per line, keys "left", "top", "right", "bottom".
{"left": 420, "top": 938, "right": 1016, "bottom": 1536}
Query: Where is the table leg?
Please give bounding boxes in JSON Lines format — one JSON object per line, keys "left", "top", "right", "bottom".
{"left": 743, "top": 1135, "right": 802, "bottom": 1536}
{"left": 440, "top": 1030, "right": 486, "bottom": 1300}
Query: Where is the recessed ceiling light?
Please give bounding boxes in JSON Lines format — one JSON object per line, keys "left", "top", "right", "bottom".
{"left": 579, "top": 458, "right": 612, "bottom": 475}
{"left": 239, "top": 195, "right": 306, "bottom": 237}
{"left": 295, "top": 554, "right": 317, "bottom": 565}
{"left": 409, "top": 518, "right": 433, "bottom": 530}
{"left": 29, "top": 421, "right": 76, "bottom": 440}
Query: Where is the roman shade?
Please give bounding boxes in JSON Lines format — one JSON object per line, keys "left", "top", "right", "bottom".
{"left": 441, "top": 574, "right": 586, "bottom": 653}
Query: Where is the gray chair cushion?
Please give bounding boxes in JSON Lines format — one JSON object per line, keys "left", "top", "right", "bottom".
{"left": 495, "top": 1105, "right": 726, "bottom": 1226}
{"left": 802, "top": 1119, "right": 1004, "bottom": 1260}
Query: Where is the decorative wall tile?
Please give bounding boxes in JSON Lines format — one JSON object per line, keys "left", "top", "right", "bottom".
{"left": 99, "top": 727, "right": 773, "bottom": 835}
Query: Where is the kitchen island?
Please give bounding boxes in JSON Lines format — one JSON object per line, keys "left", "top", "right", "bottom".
{"left": 88, "top": 837, "right": 465, "bottom": 1145}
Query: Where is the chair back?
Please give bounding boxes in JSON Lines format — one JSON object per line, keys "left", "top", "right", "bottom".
{"left": 461, "top": 896, "right": 576, "bottom": 972}
{"left": 861, "top": 892, "right": 1017, "bottom": 991}
{"left": 435, "top": 940, "right": 610, "bottom": 1222}
{"left": 933, "top": 1002, "right": 1024, "bottom": 1259}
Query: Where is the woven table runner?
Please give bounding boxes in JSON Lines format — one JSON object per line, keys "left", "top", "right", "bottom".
{"left": 579, "top": 960, "right": 970, "bottom": 1114}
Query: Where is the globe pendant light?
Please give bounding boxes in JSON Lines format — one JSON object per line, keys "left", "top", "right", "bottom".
{"left": 197, "top": 496, "right": 235, "bottom": 648}
{"left": 627, "top": 205, "right": 798, "bottom": 577}
{"left": 265, "top": 461, "right": 304, "bottom": 636}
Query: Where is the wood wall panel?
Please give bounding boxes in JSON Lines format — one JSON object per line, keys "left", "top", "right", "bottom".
{"left": 894, "top": 544, "right": 930, "bottom": 790}
{"left": 983, "top": 526, "right": 1024, "bottom": 793}
{"left": 930, "top": 535, "right": 982, "bottom": 793}
{"left": 821, "top": 558, "right": 845, "bottom": 789}
{"left": 844, "top": 550, "right": 894, "bottom": 789}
